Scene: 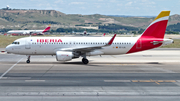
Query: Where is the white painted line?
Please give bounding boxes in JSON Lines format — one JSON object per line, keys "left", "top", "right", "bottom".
{"left": 0, "top": 58, "right": 23, "bottom": 79}
{"left": 0, "top": 77, "right": 7, "bottom": 79}
{"left": 8, "top": 77, "right": 31, "bottom": 80}
{"left": 25, "top": 80, "right": 45, "bottom": 82}
{"left": 104, "top": 80, "right": 131, "bottom": 82}
{"left": 176, "top": 80, "right": 180, "bottom": 82}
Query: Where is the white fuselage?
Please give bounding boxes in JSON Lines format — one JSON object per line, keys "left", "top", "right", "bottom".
{"left": 5, "top": 36, "right": 173, "bottom": 55}
{"left": 7, "top": 30, "right": 44, "bottom": 34}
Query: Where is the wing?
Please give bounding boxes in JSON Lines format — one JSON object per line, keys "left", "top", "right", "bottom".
{"left": 60, "top": 34, "right": 116, "bottom": 52}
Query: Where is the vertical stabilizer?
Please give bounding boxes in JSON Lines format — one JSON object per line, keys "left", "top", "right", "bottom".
{"left": 42, "top": 24, "right": 51, "bottom": 33}
{"left": 140, "top": 11, "right": 170, "bottom": 39}
{"left": 127, "top": 11, "right": 170, "bottom": 54}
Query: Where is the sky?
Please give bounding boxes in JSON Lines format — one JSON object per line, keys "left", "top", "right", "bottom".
{"left": 0, "top": 0, "right": 179, "bottom": 16}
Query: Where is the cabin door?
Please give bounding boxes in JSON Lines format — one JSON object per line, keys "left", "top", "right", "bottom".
{"left": 136, "top": 39, "right": 142, "bottom": 49}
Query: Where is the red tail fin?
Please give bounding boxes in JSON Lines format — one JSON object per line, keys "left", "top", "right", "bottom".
{"left": 103, "top": 33, "right": 106, "bottom": 37}
{"left": 127, "top": 11, "right": 170, "bottom": 54}
{"left": 42, "top": 24, "right": 51, "bottom": 33}
{"left": 140, "top": 11, "right": 170, "bottom": 39}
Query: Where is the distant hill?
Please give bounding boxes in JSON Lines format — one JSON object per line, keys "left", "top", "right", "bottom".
{"left": 0, "top": 9, "right": 180, "bottom": 31}
{"left": 106, "top": 15, "right": 156, "bottom": 18}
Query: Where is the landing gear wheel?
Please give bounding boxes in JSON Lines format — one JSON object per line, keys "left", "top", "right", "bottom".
{"left": 26, "top": 60, "right": 30, "bottom": 63}
{"left": 82, "top": 58, "right": 89, "bottom": 64}
{"left": 26, "top": 55, "right": 31, "bottom": 64}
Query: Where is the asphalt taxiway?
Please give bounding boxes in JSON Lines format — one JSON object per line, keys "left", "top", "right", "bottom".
{"left": 0, "top": 48, "right": 180, "bottom": 101}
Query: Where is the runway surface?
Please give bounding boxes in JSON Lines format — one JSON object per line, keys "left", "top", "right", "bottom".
{"left": 0, "top": 48, "right": 180, "bottom": 101}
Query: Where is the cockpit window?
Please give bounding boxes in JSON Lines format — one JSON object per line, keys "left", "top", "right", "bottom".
{"left": 12, "top": 42, "right": 20, "bottom": 44}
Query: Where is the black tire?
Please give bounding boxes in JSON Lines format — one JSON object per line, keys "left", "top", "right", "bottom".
{"left": 82, "top": 58, "right": 89, "bottom": 64}
{"left": 26, "top": 60, "right": 30, "bottom": 63}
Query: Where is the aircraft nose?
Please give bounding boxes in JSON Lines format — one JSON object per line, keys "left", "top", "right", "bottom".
{"left": 6, "top": 45, "right": 11, "bottom": 53}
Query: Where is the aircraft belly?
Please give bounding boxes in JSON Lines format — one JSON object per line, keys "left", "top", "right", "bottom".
{"left": 35, "top": 46, "right": 55, "bottom": 55}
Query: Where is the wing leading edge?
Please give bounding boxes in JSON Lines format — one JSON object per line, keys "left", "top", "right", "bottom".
{"left": 60, "top": 34, "right": 116, "bottom": 52}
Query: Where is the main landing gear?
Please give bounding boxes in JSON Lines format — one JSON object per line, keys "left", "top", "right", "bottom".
{"left": 82, "top": 58, "right": 89, "bottom": 64}
{"left": 26, "top": 55, "right": 31, "bottom": 63}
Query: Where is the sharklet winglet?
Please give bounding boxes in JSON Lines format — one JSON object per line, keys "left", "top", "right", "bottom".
{"left": 105, "top": 34, "right": 116, "bottom": 46}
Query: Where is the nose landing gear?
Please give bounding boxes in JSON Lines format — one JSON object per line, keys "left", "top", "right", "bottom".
{"left": 26, "top": 55, "right": 31, "bottom": 63}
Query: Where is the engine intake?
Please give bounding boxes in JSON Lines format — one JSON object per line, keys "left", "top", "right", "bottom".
{"left": 56, "top": 51, "right": 73, "bottom": 61}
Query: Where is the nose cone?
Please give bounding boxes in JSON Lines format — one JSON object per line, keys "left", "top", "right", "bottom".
{"left": 6, "top": 45, "right": 12, "bottom": 53}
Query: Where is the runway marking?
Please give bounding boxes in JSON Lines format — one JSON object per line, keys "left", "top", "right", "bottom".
{"left": 7, "top": 77, "right": 31, "bottom": 80}
{"left": 110, "top": 55, "right": 116, "bottom": 58}
{"left": 25, "top": 80, "right": 45, "bottom": 82}
{"left": 0, "top": 58, "right": 23, "bottom": 80}
{"left": 105, "top": 80, "right": 177, "bottom": 83}
{"left": 176, "top": 80, "right": 180, "bottom": 82}
{"left": 0, "top": 77, "right": 7, "bottom": 79}
{"left": 132, "top": 80, "right": 176, "bottom": 85}
{"left": 151, "top": 79, "right": 160, "bottom": 85}
{"left": 104, "top": 80, "right": 131, "bottom": 82}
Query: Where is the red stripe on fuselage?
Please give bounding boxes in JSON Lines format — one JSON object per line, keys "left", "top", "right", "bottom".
{"left": 127, "top": 20, "right": 168, "bottom": 54}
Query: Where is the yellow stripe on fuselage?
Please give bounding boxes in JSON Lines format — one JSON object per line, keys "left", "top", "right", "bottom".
{"left": 153, "top": 11, "right": 170, "bottom": 22}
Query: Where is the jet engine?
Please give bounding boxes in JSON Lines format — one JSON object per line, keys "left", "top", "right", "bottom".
{"left": 56, "top": 51, "right": 73, "bottom": 61}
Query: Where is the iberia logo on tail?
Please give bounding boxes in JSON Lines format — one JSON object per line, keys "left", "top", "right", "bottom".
{"left": 127, "top": 11, "right": 170, "bottom": 54}
{"left": 42, "top": 24, "right": 51, "bottom": 33}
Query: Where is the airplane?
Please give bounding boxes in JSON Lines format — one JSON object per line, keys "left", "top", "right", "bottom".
{"left": 103, "top": 33, "right": 106, "bottom": 37}
{"left": 6, "top": 11, "right": 173, "bottom": 64}
{"left": 80, "top": 30, "right": 90, "bottom": 36}
{"left": 7, "top": 24, "right": 51, "bottom": 35}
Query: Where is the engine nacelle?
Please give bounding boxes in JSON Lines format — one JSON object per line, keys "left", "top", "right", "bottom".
{"left": 56, "top": 51, "right": 73, "bottom": 61}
